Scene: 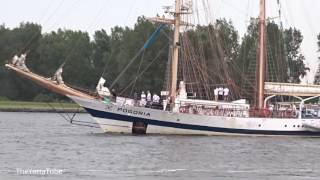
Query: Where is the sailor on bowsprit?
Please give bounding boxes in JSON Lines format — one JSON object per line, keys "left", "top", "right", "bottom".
{"left": 11, "top": 54, "right": 19, "bottom": 65}
{"left": 52, "top": 65, "right": 64, "bottom": 85}
{"left": 11, "top": 53, "right": 29, "bottom": 72}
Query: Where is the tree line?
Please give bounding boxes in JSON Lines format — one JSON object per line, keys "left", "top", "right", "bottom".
{"left": 0, "top": 17, "right": 315, "bottom": 102}
{"left": 313, "top": 34, "right": 320, "bottom": 84}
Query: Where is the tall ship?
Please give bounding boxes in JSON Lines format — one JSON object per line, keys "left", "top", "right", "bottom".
{"left": 5, "top": 0, "right": 320, "bottom": 136}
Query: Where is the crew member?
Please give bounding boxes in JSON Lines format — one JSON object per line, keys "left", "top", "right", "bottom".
{"left": 147, "top": 90, "right": 152, "bottom": 105}
{"left": 140, "top": 91, "right": 147, "bottom": 107}
{"left": 218, "top": 87, "right": 223, "bottom": 100}
{"left": 223, "top": 87, "right": 229, "bottom": 101}
{"left": 11, "top": 54, "right": 19, "bottom": 65}
{"left": 152, "top": 93, "right": 160, "bottom": 104}
{"left": 214, "top": 88, "right": 218, "bottom": 101}
{"left": 111, "top": 89, "right": 117, "bottom": 101}
{"left": 162, "top": 97, "right": 169, "bottom": 111}
{"left": 133, "top": 92, "right": 138, "bottom": 106}
{"left": 54, "top": 67, "right": 64, "bottom": 84}
{"left": 17, "top": 53, "right": 29, "bottom": 71}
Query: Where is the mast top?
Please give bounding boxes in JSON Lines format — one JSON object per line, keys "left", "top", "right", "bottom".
{"left": 148, "top": 0, "right": 193, "bottom": 26}
{"left": 148, "top": 0, "right": 192, "bottom": 109}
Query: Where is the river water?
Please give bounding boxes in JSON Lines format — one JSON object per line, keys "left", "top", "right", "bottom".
{"left": 1, "top": 112, "right": 320, "bottom": 180}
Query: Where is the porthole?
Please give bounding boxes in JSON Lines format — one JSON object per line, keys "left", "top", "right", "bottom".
{"left": 297, "top": 125, "right": 300, "bottom": 128}
{"left": 293, "top": 125, "right": 296, "bottom": 127}
{"left": 284, "top": 125, "right": 287, "bottom": 127}
{"left": 302, "top": 125, "right": 304, "bottom": 128}
{"left": 258, "top": 124, "right": 261, "bottom": 127}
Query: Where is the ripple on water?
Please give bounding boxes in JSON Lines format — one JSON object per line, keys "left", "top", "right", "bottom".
{"left": 1, "top": 112, "right": 320, "bottom": 180}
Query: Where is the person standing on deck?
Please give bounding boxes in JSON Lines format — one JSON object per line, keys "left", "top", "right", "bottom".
{"left": 146, "top": 90, "right": 152, "bottom": 105}
{"left": 111, "top": 89, "right": 117, "bottom": 102}
{"left": 162, "top": 96, "right": 170, "bottom": 111}
{"left": 152, "top": 93, "right": 160, "bottom": 104}
{"left": 218, "top": 87, "right": 223, "bottom": 101}
{"left": 133, "top": 92, "right": 138, "bottom": 106}
{"left": 214, "top": 88, "right": 218, "bottom": 101}
{"left": 223, "top": 87, "right": 229, "bottom": 101}
{"left": 140, "top": 91, "right": 147, "bottom": 107}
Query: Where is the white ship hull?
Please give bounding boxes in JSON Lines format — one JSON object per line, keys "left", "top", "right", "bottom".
{"left": 70, "top": 95, "right": 320, "bottom": 136}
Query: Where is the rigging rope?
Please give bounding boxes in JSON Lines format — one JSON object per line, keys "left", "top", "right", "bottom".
{"left": 45, "top": 102, "right": 102, "bottom": 128}
{"left": 109, "top": 24, "right": 166, "bottom": 89}
{"left": 55, "top": 0, "right": 110, "bottom": 69}
{"left": 119, "top": 44, "right": 169, "bottom": 95}
{"left": 18, "top": 0, "right": 80, "bottom": 54}
{"left": 130, "top": 50, "right": 145, "bottom": 96}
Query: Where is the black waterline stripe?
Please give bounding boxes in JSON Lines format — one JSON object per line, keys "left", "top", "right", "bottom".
{"left": 84, "top": 108, "right": 320, "bottom": 136}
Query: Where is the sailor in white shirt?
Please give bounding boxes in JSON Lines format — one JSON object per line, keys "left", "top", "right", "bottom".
{"left": 54, "top": 67, "right": 64, "bottom": 84}
{"left": 152, "top": 93, "right": 160, "bottom": 104}
{"left": 12, "top": 53, "right": 29, "bottom": 71}
{"left": 218, "top": 87, "right": 224, "bottom": 100}
{"left": 140, "top": 91, "right": 147, "bottom": 106}
{"left": 223, "top": 87, "right": 229, "bottom": 101}
{"left": 147, "top": 90, "right": 152, "bottom": 105}
{"left": 17, "top": 53, "right": 29, "bottom": 71}
{"left": 214, "top": 88, "right": 219, "bottom": 101}
{"left": 11, "top": 54, "right": 19, "bottom": 65}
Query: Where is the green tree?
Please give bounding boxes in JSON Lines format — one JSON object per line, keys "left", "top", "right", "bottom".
{"left": 0, "top": 23, "right": 42, "bottom": 100}
{"left": 0, "top": 18, "right": 312, "bottom": 102}
{"left": 318, "top": 34, "right": 320, "bottom": 51}
{"left": 181, "top": 19, "right": 240, "bottom": 99}
{"left": 91, "top": 29, "right": 111, "bottom": 78}
{"left": 104, "top": 17, "right": 169, "bottom": 96}
{"left": 314, "top": 33, "right": 320, "bottom": 84}
{"left": 284, "top": 28, "right": 309, "bottom": 83}
{"left": 237, "top": 20, "right": 309, "bottom": 101}
{"left": 39, "top": 29, "right": 95, "bottom": 88}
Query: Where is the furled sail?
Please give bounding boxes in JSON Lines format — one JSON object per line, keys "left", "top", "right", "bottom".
{"left": 96, "top": 77, "right": 110, "bottom": 97}
{"left": 264, "top": 82, "right": 320, "bottom": 96}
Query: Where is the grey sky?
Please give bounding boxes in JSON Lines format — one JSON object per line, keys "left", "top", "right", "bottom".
{"left": 1, "top": 0, "right": 319, "bottom": 83}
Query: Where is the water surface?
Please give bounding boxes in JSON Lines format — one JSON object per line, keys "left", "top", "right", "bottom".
{"left": 1, "top": 112, "right": 320, "bottom": 180}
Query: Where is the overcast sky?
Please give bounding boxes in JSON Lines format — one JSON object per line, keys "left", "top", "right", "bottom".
{"left": 1, "top": 0, "right": 319, "bottom": 83}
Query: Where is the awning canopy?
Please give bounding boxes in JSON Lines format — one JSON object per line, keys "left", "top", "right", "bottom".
{"left": 264, "top": 82, "right": 320, "bottom": 97}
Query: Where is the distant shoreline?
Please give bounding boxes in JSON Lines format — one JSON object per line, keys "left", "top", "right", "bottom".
{"left": 0, "top": 101, "right": 85, "bottom": 113}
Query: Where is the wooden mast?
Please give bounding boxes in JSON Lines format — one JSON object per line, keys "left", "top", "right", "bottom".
{"left": 170, "top": 0, "right": 182, "bottom": 105}
{"left": 148, "top": 0, "right": 192, "bottom": 108}
{"left": 256, "top": 0, "right": 266, "bottom": 109}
